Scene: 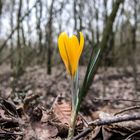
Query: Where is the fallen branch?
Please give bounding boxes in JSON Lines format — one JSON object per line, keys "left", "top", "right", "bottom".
{"left": 88, "top": 114, "right": 140, "bottom": 126}
{"left": 93, "top": 97, "right": 140, "bottom": 103}
{"left": 125, "top": 130, "right": 140, "bottom": 140}
{"left": 114, "top": 106, "right": 140, "bottom": 116}
{"left": 72, "top": 114, "right": 140, "bottom": 140}
{"left": 72, "top": 127, "right": 92, "bottom": 140}
{"left": 0, "top": 116, "right": 20, "bottom": 124}
{"left": 0, "top": 131, "right": 23, "bottom": 136}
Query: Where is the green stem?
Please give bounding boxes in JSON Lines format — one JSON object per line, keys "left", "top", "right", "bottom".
{"left": 68, "top": 70, "right": 79, "bottom": 139}
{"left": 71, "top": 79, "right": 75, "bottom": 112}
{"left": 68, "top": 109, "right": 77, "bottom": 139}
{"left": 68, "top": 93, "right": 81, "bottom": 139}
{"left": 75, "top": 68, "right": 79, "bottom": 98}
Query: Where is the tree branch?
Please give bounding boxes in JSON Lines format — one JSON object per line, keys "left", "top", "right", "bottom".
{"left": 88, "top": 114, "right": 140, "bottom": 126}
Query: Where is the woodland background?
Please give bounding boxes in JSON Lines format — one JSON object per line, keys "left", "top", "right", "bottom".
{"left": 0, "top": 0, "right": 140, "bottom": 74}
{"left": 0, "top": 0, "right": 139, "bottom": 96}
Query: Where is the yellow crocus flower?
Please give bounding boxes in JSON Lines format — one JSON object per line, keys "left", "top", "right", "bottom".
{"left": 58, "top": 32, "right": 84, "bottom": 78}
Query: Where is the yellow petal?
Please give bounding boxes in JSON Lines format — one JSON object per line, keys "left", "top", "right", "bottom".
{"left": 69, "top": 35, "right": 79, "bottom": 50}
{"left": 78, "top": 32, "right": 84, "bottom": 59}
{"left": 58, "top": 32, "right": 67, "bottom": 61}
{"left": 58, "top": 32, "right": 73, "bottom": 76}
{"left": 69, "top": 35, "right": 79, "bottom": 76}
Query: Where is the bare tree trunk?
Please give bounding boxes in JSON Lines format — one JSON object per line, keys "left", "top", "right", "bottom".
{"left": 120, "top": 2, "right": 124, "bottom": 47}
{"left": 0, "top": 0, "right": 3, "bottom": 34}
{"left": 103, "top": 0, "right": 108, "bottom": 25}
{"left": 36, "top": 0, "right": 43, "bottom": 56}
{"left": 21, "top": 22, "right": 26, "bottom": 47}
{"left": 10, "top": 0, "right": 15, "bottom": 69}
{"left": 16, "top": 0, "right": 23, "bottom": 76}
{"left": 131, "top": 0, "right": 138, "bottom": 94}
{"left": 26, "top": 0, "right": 31, "bottom": 47}
{"left": 102, "top": 0, "right": 108, "bottom": 97}
{"left": 93, "top": 0, "right": 99, "bottom": 44}
{"left": 46, "top": 0, "right": 55, "bottom": 74}
{"left": 73, "top": 0, "right": 77, "bottom": 31}
{"left": 78, "top": 0, "right": 83, "bottom": 31}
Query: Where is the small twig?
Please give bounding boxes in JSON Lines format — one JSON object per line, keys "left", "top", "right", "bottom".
{"left": 125, "top": 130, "right": 140, "bottom": 140}
{"left": 71, "top": 127, "right": 92, "bottom": 140}
{"left": 114, "top": 106, "right": 140, "bottom": 116}
{"left": 0, "top": 131, "right": 23, "bottom": 136}
{"left": 72, "top": 114, "right": 140, "bottom": 140}
{"left": 93, "top": 97, "right": 140, "bottom": 103}
{"left": 78, "top": 113, "right": 89, "bottom": 127}
{"left": 23, "top": 94, "right": 39, "bottom": 106}
{"left": 88, "top": 114, "right": 140, "bottom": 126}
{"left": 50, "top": 93, "right": 65, "bottom": 111}
{"left": 0, "top": 116, "right": 19, "bottom": 124}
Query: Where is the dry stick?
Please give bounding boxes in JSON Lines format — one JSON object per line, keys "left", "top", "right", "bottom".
{"left": 125, "top": 130, "right": 140, "bottom": 140}
{"left": 88, "top": 114, "right": 140, "bottom": 126}
{"left": 114, "top": 106, "right": 140, "bottom": 116}
{"left": 0, "top": 0, "right": 39, "bottom": 53}
{"left": 93, "top": 97, "right": 140, "bottom": 103}
{"left": 72, "top": 127, "right": 92, "bottom": 140}
{"left": 0, "top": 132, "right": 23, "bottom": 136}
{"left": 78, "top": 113, "right": 89, "bottom": 127}
{"left": 0, "top": 116, "right": 19, "bottom": 124}
{"left": 72, "top": 114, "right": 140, "bottom": 140}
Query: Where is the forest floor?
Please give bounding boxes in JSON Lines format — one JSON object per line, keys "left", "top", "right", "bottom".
{"left": 0, "top": 64, "right": 140, "bottom": 140}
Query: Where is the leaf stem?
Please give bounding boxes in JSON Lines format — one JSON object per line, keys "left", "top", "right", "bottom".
{"left": 68, "top": 69, "right": 79, "bottom": 139}
{"left": 68, "top": 109, "right": 77, "bottom": 139}
{"left": 71, "top": 78, "right": 75, "bottom": 111}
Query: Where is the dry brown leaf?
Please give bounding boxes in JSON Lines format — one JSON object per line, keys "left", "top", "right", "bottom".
{"left": 0, "top": 108, "right": 5, "bottom": 118}
{"left": 52, "top": 97, "right": 71, "bottom": 126}
{"left": 24, "top": 122, "right": 58, "bottom": 140}
{"left": 34, "top": 123, "right": 58, "bottom": 139}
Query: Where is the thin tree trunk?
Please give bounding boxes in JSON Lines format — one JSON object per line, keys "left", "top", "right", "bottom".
{"left": 73, "top": 0, "right": 77, "bottom": 31}
{"left": 78, "top": 0, "right": 83, "bottom": 31}
{"left": 93, "top": 0, "right": 99, "bottom": 44}
{"left": 46, "top": 0, "right": 55, "bottom": 74}
{"left": 0, "top": 0, "right": 2, "bottom": 33}
{"left": 36, "top": 0, "right": 43, "bottom": 56}
{"left": 10, "top": 0, "right": 15, "bottom": 69}
{"left": 26, "top": 0, "right": 31, "bottom": 47}
{"left": 131, "top": 0, "right": 138, "bottom": 94}
{"left": 16, "top": 0, "right": 23, "bottom": 76}
{"left": 102, "top": 0, "right": 108, "bottom": 97}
